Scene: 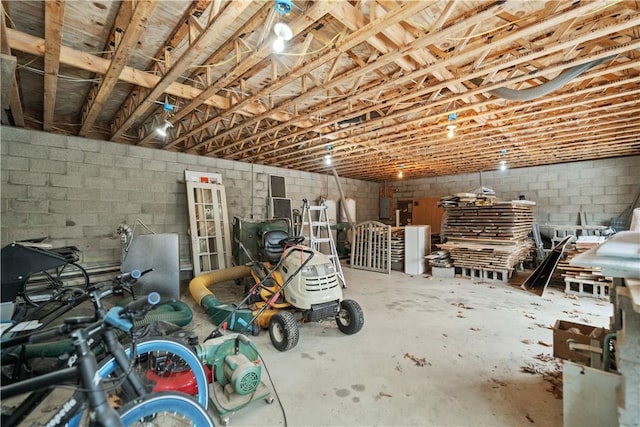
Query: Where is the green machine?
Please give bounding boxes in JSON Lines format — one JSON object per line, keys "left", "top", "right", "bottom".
{"left": 195, "top": 333, "right": 273, "bottom": 426}
{"left": 232, "top": 217, "right": 291, "bottom": 266}
{"left": 332, "top": 222, "right": 351, "bottom": 258}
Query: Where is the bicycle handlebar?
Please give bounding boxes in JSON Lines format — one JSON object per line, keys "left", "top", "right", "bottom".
{"left": 1, "top": 291, "right": 162, "bottom": 348}
{"left": 122, "top": 292, "right": 161, "bottom": 315}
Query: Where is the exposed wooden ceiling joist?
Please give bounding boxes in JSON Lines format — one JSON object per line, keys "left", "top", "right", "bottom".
{"left": 2, "top": 0, "right": 638, "bottom": 181}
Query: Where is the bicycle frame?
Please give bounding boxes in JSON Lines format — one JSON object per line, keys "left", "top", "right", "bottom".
{"left": 1, "top": 319, "right": 128, "bottom": 426}
{"left": 1, "top": 286, "right": 152, "bottom": 427}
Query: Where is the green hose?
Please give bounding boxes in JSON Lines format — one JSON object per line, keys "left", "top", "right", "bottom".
{"left": 602, "top": 332, "right": 617, "bottom": 371}
{"left": 2, "top": 299, "right": 193, "bottom": 361}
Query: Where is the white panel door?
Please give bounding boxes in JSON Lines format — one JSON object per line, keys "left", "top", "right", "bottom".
{"left": 186, "top": 182, "right": 232, "bottom": 276}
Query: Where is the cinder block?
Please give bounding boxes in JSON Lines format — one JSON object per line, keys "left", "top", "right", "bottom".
{"left": 84, "top": 152, "right": 114, "bottom": 167}
{"left": 63, "top": 213, "right": 99, "bottom": 227}
{"left": 84, "top": 176, "right": 115, "bottom": 190}
{"left": 49, "top": 147, "right": 84, "bottom": 163}
{"left": 30, "top": 159, "right": 66, "bottom": 174}
{"left": 142, "top": 159, "right": 167, "bottom": 172}
{"left": 28, "top": 213, "right": 65, "bottom": 227}
{"left": 99, "top": 141, "right": 128, "bottom": 155}
{"left": 431, "top": 266, "right": 455, "bottom": 278}
{"left": 9, "top": 141, "right": 48, "bottom": 159}
{"left": 67, "top": 136, "right": 99, "bottom": 152}
{"left": 3, "top": 184, "right": 29, "bottom": 198}
{"left": 581, "top": 186, "right": 605, "bottom": 196}
{"left": 99, "top": 189, "right": 130, "bottom": 202}
{"left": 152, "top": 149, "right": 178, "bottom": 162}
{"left": 1, "top": 126, "right": 31, "bottom": 142}
{"left": 1, "top": 156, "right": 29, "bottom": 171}
{"left": 9, "top": 199, "right": 48, "bottom": 213}
{"left": 9, "top": 171, "right": 48, "bottom": 186}
{"left": 67, "top": 163, "right": 100, "bottom": 177}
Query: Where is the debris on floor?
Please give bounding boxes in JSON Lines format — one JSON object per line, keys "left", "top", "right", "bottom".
{"left": 453, "top": 302, "right": 474, "bottom": 309}
{"left": 403, "top": 352, "right": 430, "bottom": 367}
{"left": 375, "top": 392, "right": 393, "bottom": 400}
{"left": 490, "top": 378, "right": 507, "bottom": 388}
{"left": 521, "top": 353, "right": 563, "bottom": 398}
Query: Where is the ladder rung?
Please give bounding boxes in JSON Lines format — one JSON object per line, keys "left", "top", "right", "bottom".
{"left": 306, "top": 206, "right": 326, "bottom": 211}
{"left": 311, "top": 221, "right": 329, "bottom": 227}
{"left": 312, "top": 238, "right": 332, "bottom": 243}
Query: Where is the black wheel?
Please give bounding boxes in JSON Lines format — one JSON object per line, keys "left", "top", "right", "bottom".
{"left": 336, "top": 299, "right": 364, "bottom": 335}
{"left": 251, "top": 320, "right": 261, "bottom": 336}
{"left": 269, "top": 311, "right": 299, "bottom": 351}
{"left": 22, "top": 262, "right": 89, "bottom": 307}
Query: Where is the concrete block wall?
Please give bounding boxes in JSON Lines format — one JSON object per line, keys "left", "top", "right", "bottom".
{"left": 0, "top": 126, "right": 379, "bottom": 268}
{"left": 392, "top": 156, "right": 640, "bottom": 237}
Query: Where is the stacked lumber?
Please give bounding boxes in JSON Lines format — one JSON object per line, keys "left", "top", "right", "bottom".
{"left": 557, "top": 236, "right": 612, "bottom": 283}
{"left": 438, "top": 194, "right": 536, "bottom": 271}
{"left": 390, "top": 227, "right": 405, "bottom": 266}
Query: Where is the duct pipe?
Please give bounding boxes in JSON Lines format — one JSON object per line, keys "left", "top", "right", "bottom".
{"left": 472, "top": 56, "right": 614, "bottom": 101}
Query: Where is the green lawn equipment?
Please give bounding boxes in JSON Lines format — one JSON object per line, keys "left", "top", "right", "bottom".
{"left": 189, "top": 217, "right": 364, "bottom": 351}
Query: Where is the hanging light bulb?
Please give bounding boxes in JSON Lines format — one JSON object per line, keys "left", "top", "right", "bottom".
{"left": 398, "top": 164, "right": 404, "bottom": 178}
{"left": 156, "top": 120, "right": 173, "bottom": 138}
{"left": 274, "top": 22, "right": 293, "bottom": 41}
{"left": 272, "top": 37, "right": 285, "bottom": 53}
{"left": 499, "top": 160, "right": 508, "bottom": 171}
{"left": 324, "top": 154, "right": 332, "bottom": 166}
{"left": 446, "top": 124, "right": 456, "bottom": 138}
{"left": 446, "top": 112, "right": 457, "bottom": 138}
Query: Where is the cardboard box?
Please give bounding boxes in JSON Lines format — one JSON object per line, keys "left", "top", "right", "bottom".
{"left": 553, "top": 320, "right": 607, "bottom": 365}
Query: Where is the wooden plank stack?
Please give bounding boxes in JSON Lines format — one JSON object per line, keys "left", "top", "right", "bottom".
{"left": 438, "top": 194, "right": 535, "bottom": 272}
{"left": 557, "top": 236, "right": 612, "bottom": 298}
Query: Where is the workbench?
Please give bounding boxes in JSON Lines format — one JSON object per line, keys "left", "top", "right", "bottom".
{"left": 570, "top": 231, "right": 640, "bottom": 427}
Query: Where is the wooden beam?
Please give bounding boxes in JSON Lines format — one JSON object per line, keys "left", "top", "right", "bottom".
{"left": 5, "top": 27, "right": 232, "bottom": 109}
{"left": 43, "top": 0, "right": 65, "bottom": 131}
{"left": 78, "top": 0, "right": 158, "bottom": 137}
{"left": 110, "top": 0, "right": 252, "bottom": 141}
{"left": 170, "top": 1, "right": 338, "bottom": 124}
{"left": 0, "top": 4, "right": 24, "bottom": 126}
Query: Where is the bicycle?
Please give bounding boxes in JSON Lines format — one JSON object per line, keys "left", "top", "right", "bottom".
{"left": 1, "top": 277, "right": 213, "bottom": 426}
{"left": 1, "top": 241, "right": 90, "bottom": 325}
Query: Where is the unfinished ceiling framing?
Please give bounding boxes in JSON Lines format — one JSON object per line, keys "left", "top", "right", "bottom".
{"left": 2, "top": 0, "right": 639, "bottom": 181}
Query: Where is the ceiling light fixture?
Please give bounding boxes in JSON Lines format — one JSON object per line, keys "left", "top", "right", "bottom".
{"left": 499, "top": 160, "right": 508, "bottom": 171}
{"left": 156, "top": 120, "right": 173, "bottom": 138}
{"left": 398, "top": 164, "right": 404, "bottom": 179}
{"left": 446, "top": 112, "right": 457, "bottom": 138}
{"left": 272, "top": 1, "right": 293, "bottom": 53}
{"left": 324, "top": 154, "right": 332, "bottom": 166}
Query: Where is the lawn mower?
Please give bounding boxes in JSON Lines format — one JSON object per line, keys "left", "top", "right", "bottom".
{"left": 189, "top": 217, "right": 364, "bottom": 351}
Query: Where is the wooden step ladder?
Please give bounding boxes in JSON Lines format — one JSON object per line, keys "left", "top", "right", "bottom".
{"left": 300, "top": 198, "right": 346, "bottom": 288}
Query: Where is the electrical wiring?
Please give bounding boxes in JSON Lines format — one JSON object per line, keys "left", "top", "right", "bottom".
{"left": 278, "top": 31, "right": 344, "bottom": 57}
{"left": 445, "top": 15, "right": 530, "bottom": 41}
{"left": 18, "top": 65, "right": 102, "bottom": 83}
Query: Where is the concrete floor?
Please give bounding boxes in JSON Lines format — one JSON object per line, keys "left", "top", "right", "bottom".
{"left": 186, "top": 267, "right": 612, "bottom": 427}
{"left": 7, "top": 266, "right": 612, "bottom": 426}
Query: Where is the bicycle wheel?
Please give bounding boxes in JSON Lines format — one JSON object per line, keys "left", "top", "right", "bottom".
{"left": 22, "top": 262, "right": 89, "bottom": 307}
{"left": 119, "top": 391, "right": 214, "bottom": 427}
{"left": 97, "top": 338, "right": 210, "bottom": 409}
